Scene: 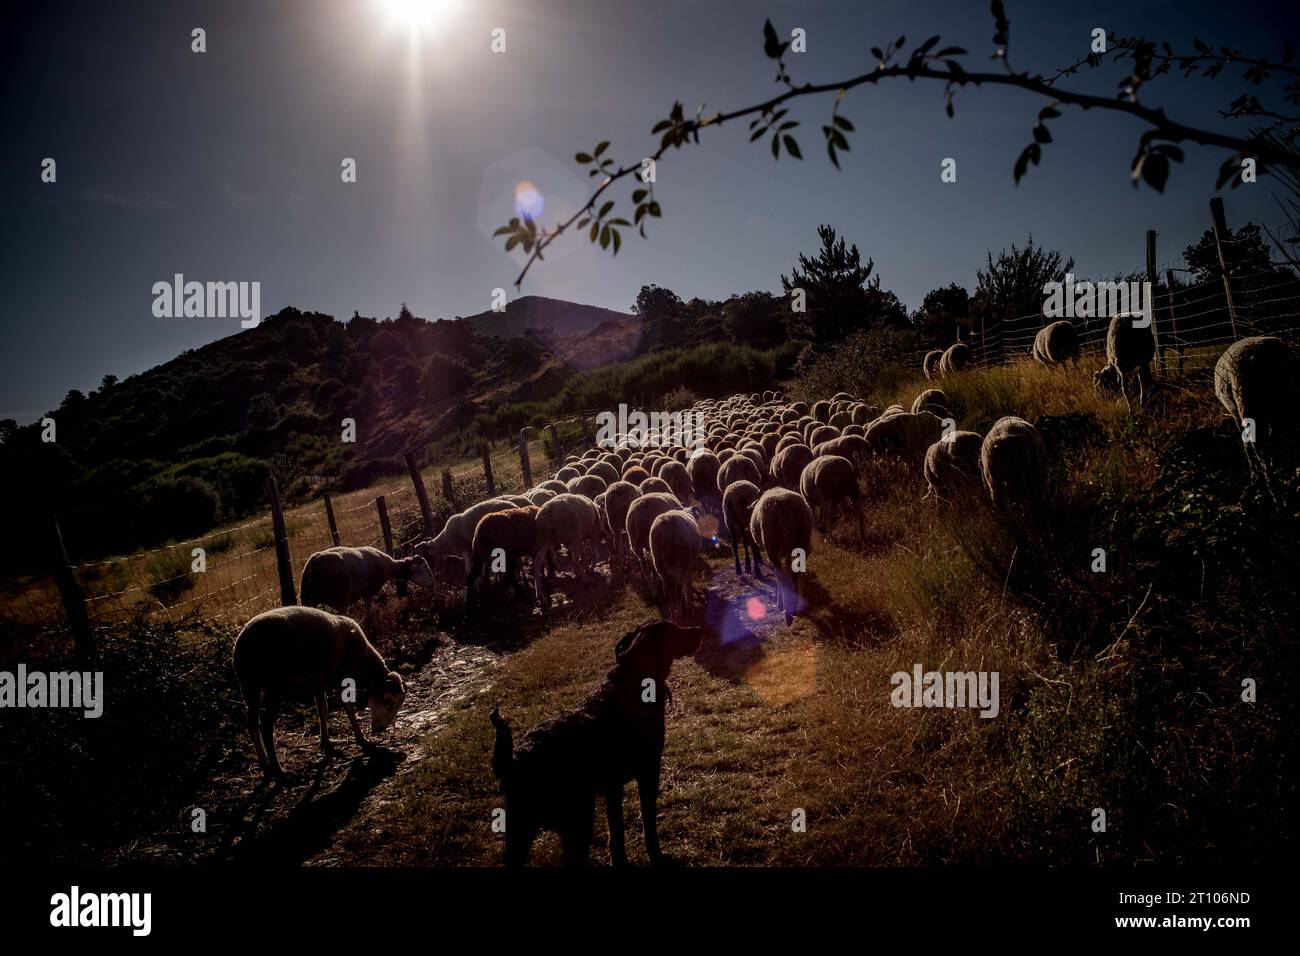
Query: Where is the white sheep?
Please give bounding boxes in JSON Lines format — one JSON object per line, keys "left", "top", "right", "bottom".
{"left": 415, "top": 497, "right": 518, "bottom": 578}
{"left": 532, "top": 493, "right": 600, "bottom": 604}
{"left": 923, "top": 349, "right": 943, "bottom": 380}
{"left": 980, "top": 416, "right": 1046, "bottom": 512}
{"left": 601, "top": 480, "right": 643, "bottom": 573}
{"left": 748, "top": 488, "right": 813, "bottom": 627}
{"left": 722, "top": 479, "right": 763, "bottom": 576}
{"left": 299, "top": 545, "right": 434, "bottom": 623}
{"left": 649, "top": 510, "right": 703, "bottom": 620}
{"left": 864, "top": 410, "right": 945, "bottom": 459}
{"left": 466, "top": 506, "right": 539, "bottom": 612}
{"left": 939, "top": 342, "right": 973, "bottom": 375}
{"left": 1032, "top": 320, "right": 1080, "bottom": 366}
{"left": 624, "top": 491, "right": 683, "bottom": 581}
{"left": 1094, "top": 312, "right": 1155, "bottom": 411}
{"left": 1214, "top": 335, "right": 1300, "bottom": 479}
{"left": 798, "top": 454, "right": 864, "bottom": 542}
{"left": 233, "top": 606, "right": 405, "bottom": 780}
{"left": 923, "top": 431, "right": 983, "bottom": 500}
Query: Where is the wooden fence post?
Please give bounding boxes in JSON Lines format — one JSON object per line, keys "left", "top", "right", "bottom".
{"left": 481, "top": 446, "right": 496, "bottom": 497}
{"left": 323, "top": 493, "right": 341, "bottom": 547}
{"left": 375, "top": 494, "right": 404, "bottom": 597}
{"left": 1210, "top": 197, "right": 1241, "bottom": 338}
{"left": 518, "top": 428, "right": 533, "bottom": 488}
{"left": 1146, "top": 229, "right": 1164, "bottom": 373}
{"left": 266, "top": 477, "right": 297, "bottom": 607}
{"left": 1164, "top": 270, "right": 1184, "bottom": 373}
{"left": 579, "top": 417, "right": 591, "bottom": 445}
{"left": 50, "top": 518, "right": 93, "bottom": 658}
{"left": 547, "top": 424, "right": 561, "bottom": 465}
{"left": 404, "top": 452, "right": 435, "bottom": 536}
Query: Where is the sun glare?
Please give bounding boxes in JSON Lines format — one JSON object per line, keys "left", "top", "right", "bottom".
{"left": 377, "top": 0, "right": 455, "bottom": 35}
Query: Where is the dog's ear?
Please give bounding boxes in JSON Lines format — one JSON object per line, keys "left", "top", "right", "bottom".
{"left": 615, "top": 622, "right": 656, "bottom": 660}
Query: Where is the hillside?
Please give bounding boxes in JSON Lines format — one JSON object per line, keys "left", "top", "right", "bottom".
{"left": 460, "top": 294, "right": 632, "bottom": 339}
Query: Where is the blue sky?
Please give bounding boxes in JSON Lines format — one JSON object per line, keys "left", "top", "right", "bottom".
{"left": 2, "top": 0, "right": 1297, "bottom": 422}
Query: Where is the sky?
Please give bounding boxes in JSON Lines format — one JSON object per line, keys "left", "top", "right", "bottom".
{"left": 2, "top": 0, "right": 1297, "bottom": 422}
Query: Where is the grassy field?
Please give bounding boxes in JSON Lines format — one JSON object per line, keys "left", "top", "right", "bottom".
{"left": 314, "top": 356, "right": 1292, "bottom": 866}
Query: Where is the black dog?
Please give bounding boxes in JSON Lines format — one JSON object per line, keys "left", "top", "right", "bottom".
{"left": 489, "top": 620, "right": 703, "bottom": 866}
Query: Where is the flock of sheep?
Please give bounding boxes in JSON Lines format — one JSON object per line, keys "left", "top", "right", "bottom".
{"left": 231, "top": 312, "right": 1296, "bottom": 781}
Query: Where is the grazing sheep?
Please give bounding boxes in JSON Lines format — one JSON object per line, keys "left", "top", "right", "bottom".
{"left": 300, "top": 546, "right": 434, "bottom": 622}
{"left": 939, "top": 342, "right": 973, "bottom": 375}
{"left": 686, "top": 450, "right": 722, "bottom": 512}
{"left": 649, "top": 511, "right": 703, "bottom": 620}
{"left": 771, "top": 443, "right": 815, "bottom": 491}
{"left": 807, "top": 424, "right": 839, "bottom": 448}
{"left": 980, "top": 416, "right": 1046, "bottom": 512}
{"left": 1094, "top": 312, "right": 1155, "bottom": 411}
{"left": 537, "top": 479, "right": 569, "bottom": 496}
{"left": 1032, "top": 320, "right": 1080, "bottom": 366}
{"left": 864, "top": 410, "right": 945, "bottom": 459}
{"left": 923, "top": 349, "right": 943, "bottom": 380}
{"left": 717, "top": 453, "right": 762, "bottom": 497}
{"left": 1214, "top": 335, "right": 1300, "bottom": 478}
{"left": 416, "top": 497, "right": 519, "bottom": 578}
{"left": 639, "top": 476, "right": 673, "bottom": 496}
{"left": 625, "top": 492, "right": 682, "bottom": 581}
{"left": 813, "top": 433, "right": 869, "bottom": 464}
{"left": 233, "top": 606, "right": 405, "bottom": 780}
{"left": 524, "top": 487, "right": 557, "bottom": 507}
{"left": 533, "top": 494, "right": 601, "bottom": 604}
{"left": 466, "top": 506, "right": 540, "bottom": 611}
{"left": 911, "top": 388, "right": 948, "bottom": 417}
{"left": 775, "top": 433, "right": 806, "bottom": 455}
{"left": 587, "top": 460, "right": 621, "bottom": 486}
{"left": 799, "top": 454, "right": 864, "bottom": 542}
{"left": 658, "top": 459, "right": 695, "bottom": 505}
{"left": 747, "top": 488, "right": 813, "bottom": 627}
{"left": 812, "top": 400, "right": 832, "bottom": 423}
{"left": 721, "top": 479, "right": 763, "bottom": 576}
{"left": 555, "top": 466, "right": 581, "bottom": 483}
{"left": 602, "top": 480, "right": 642, "bottom": 573}
{"left": 621, "top": 464, "right": 651, "bottom": 486}
{"left": 923, "top": 431, "right": 984, "bottom": 500}
{"left": 566, "top": 473, "right": 608, "bottom": 501}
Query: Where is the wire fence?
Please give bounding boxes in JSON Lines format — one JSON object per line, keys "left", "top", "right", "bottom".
{"left": 1, "top": 412, "right": 599, "bottom": 637}
{"left": 924, "top": 219, "right": 1300, "bottom": 378}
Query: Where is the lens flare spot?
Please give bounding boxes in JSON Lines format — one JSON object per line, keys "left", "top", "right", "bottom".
{"left": 514, "top": 180, "right": 544, "bottom": 220}
{"left": 745, "top": 597, "right": 766, "bottom": 620}
{"left": 696, "top": 514, "right": 720, "bottom": 538}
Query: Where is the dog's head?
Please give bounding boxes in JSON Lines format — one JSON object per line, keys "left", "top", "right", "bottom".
{"left": 614, "top": 620, "right": 703, "bottom": 684}
{"left": 369, "top": 671, "right": 406, "bottom": 733}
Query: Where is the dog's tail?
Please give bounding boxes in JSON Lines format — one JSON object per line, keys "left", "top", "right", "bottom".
{"left": 489, "top": 706, "right": 513, "bottom": 780}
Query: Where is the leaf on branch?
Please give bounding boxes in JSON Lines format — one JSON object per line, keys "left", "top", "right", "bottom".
{"left": 632, "top": 189, "right": 648, "bottom": 203}
{"left": 784, "top": 135, "right": 803, "bottom": 159}
{"left": 612, "top": 229, "right": 622, "bottom": 254}
{"left": 1033, "top": 123, "right": 1052, "bottom": 143}
{"left": 575, "top": 152, "right": 593, "bottom": 164}
{"left": 764, "top": 19, "right": 783, "bottom": 59}
{"left": 871, "top": 46, "right": 884, "bottom": 62}
{"left": 912, "top": 36, "right": 940, "bottom": 60}
{"left": 833, "top": 115, "right": 854, "bottom": 131}
{"left": 772, "top": 134, "right": 781, "bottom": 159}
{"left": 594, "top": 141, "right": 609, "bottom": 157}
{"left": 600, "top": 225, "right": 611, "bottom": 249}
{"left": 590, "top": 222, "right": 600, "bottom": 242}
{"left": 936, "top": 46, "right": 967, "bottom": 57}
{"left": 1037, "top": 106, "right": 1061, "bottom": 120}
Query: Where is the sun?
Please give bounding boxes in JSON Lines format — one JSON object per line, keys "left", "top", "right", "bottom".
{"left": 376, "top": 0, "right": 456, "bottom": 35}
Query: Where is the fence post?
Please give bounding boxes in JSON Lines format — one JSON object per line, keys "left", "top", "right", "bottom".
{"left": 375, "top": 494, "right": 404, "bottom": 597}
{"left": 547, "top": 424, "right": 561, "bottom": 466}
{"left": 481, "top": 445, "right": 496, "bottom": 498}
{"left": 579, "top": 416, "right": 591, "bottom": 445}
{"left": 1209, "top": 197, "right": 1241, "bottom": 338}
{"left": 323, "top": 493, "right": 341, "bottom": 547}
{"left": 518, "top": 428, "right": 533, "bottom": 488}
{"left": 404, "top": 452, "right": 435, "bottom": 536}
{"left": 50, "top": 518, "right": 93, "bottom": 658}
{"left": 1164, "top": 269, "right": 1184, "bottom": 374}
{"left": 266, "top": 477, "right": 297, "bottom": 607}
{"left": 1145, "top": 229, "right": 1164, "bottom": 373}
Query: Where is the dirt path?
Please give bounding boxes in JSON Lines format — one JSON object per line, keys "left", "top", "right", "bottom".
{"left": 115, "top": 631, "right": 502, "bottom": 866}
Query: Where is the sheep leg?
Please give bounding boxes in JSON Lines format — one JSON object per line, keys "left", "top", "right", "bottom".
{"left": 750, "top": 533, "right": 764, "bottom": 577}
{"left": 259, "top": 695, "right": 286, "bottom": 781}
{"left": 1119, "top": 370, "right": 1132, "bottom": 413}
{"left": 314, "top": 687, "right": 336, "bottom": 760}
{"left": 343, "top": 700, "right": 372, "bottom": 751}
{"left": 730, "top": 526, "right": 743, "bottom": 576}
{"left": 243, "top": 686, "right": 269, "bottom": 775}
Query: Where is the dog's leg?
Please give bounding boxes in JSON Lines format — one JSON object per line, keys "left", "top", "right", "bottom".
{"left": 314, "top": 686, "right": 335, "bottom": 760}
{"left": 605, "top": 786, "right": 628, "bottom": 867}
{"left": 561, "top": 801, "right": 595, "bottom": 867}
{"left": 504, "top": 810, "right": 536, "bottom": 867}
{"left": 637, "top": 765, "right": 664, "bottom": 865}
